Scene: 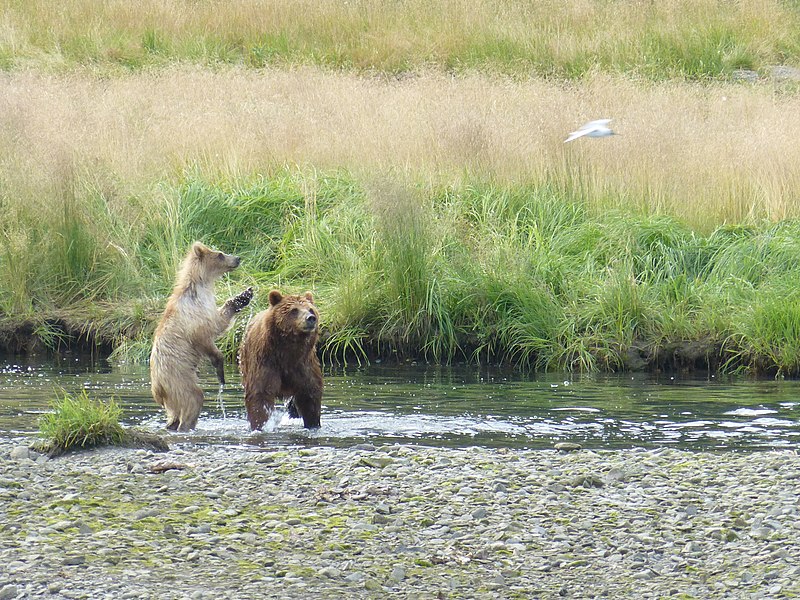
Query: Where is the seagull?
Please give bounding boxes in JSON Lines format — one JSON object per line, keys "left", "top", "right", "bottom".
{"left": 564, "top": 119, "right": 616, "bottom": 143}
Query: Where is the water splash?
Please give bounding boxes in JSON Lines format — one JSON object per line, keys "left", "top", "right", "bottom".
{"left": 217, "top": 383, "right": 226, "bottom": 419}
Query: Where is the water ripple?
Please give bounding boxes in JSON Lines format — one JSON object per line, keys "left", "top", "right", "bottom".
{"left": 2, "top": 360, "right": 800, "bottom": 450}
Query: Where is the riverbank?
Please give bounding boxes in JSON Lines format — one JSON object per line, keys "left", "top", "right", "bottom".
{"left": 5, "top": 67, "right": 800, "bottom": 371}
{"left": 4, "top": 15, "right": 800, "bottom": 374}
{"left": 1, "top": 438, "right": 798, "bottom": 599}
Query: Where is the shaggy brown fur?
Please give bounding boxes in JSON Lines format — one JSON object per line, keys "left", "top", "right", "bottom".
{"left": 150, "top": 241, "right": 252, "bottom": 432}
{"left": 239, "top": 290, "right": 323, "bottom": 430}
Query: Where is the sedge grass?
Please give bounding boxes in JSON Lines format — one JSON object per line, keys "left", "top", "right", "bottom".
{"left": 38, "top": 390, "right": 126, "bottom": 456}
{"left": 3, "top": 167, "right": 800, "bottom": 373}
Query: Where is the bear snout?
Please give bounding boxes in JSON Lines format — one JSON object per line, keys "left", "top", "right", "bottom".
{"left": 306, "top": 313, "right": 318, "bottom": 327}
{"left": 232, "top": 256, "right": 241, "bottom": 268}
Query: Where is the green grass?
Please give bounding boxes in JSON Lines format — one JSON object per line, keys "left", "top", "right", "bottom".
{"left": 5, "top": 168, "right": 800, "bottom": 374}
{"left": 39, "top": 390, "right": 126, "bottom": 455}
{"left": 36, "top": 390, "right": 168, "bottom": 456}
{"left": 2, "top": 0, "right": 800, "bottom": 80}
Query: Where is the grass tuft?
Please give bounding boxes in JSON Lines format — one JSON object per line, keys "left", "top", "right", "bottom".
{"left": 39, "top": 390, "right": 126, "bottom": 456}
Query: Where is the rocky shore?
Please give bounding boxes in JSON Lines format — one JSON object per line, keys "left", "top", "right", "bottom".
{"left": 1, "top": 438, "right": 799, "bottom": 599}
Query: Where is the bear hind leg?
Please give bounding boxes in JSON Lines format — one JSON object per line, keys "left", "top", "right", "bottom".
{"left": 285, "top": 397, "right": 299, "bottom": 419}
{"left": 176, "top": 386, "right": 204, "bottom": 432}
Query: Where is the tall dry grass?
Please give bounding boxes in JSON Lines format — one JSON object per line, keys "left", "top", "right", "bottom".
{"left": 2, "top": 68, "right": 800, "bottom": 227}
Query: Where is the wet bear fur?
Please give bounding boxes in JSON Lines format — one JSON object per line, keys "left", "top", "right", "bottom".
{"left": 150, "top": 241, "right": 252, "bottom": 432}
{"left": 239, "top": 290, "right": 323, "bottom": 430}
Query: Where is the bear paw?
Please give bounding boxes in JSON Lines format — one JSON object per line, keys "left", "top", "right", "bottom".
{"left": 229, "top": 287, "right": 254, "bottom": 312}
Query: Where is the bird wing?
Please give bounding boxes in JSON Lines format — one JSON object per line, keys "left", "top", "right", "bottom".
{"left": 564, "top": 128, "right": 592, "bottom": 143}
{"left": 564, "top": 119, "right": 613, "bottom": 142}
{"left": 582, "top": 119, "right": 612, "bottom": 128}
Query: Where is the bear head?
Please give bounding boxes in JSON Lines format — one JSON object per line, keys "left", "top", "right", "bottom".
{"left": 191, "top": 241, "right": 241, "bottom": 279}
{"left": 268, "top": 290, "right": 319, "bottom": 336}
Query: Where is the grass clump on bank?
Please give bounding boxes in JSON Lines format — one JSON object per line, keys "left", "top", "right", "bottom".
{"left": 37, "top": 390, "right": 167, "bottom": 457}
{"left": 38, "top": 391, "right": 126, "bottom": 456}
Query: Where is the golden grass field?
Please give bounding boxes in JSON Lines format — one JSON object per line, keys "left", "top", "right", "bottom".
{"left": 3, "top": 67, "right": 800, "bottom": 228}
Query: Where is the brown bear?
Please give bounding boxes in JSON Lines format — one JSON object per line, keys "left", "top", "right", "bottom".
{"left": 150, "top": 241, "right": 253, "bottom": 432}
{"left": 238, "top": 290, "right": 323, "bottom": 430}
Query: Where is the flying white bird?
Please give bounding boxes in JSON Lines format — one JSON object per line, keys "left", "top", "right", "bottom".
{"left": 564, "top": 119, "right": 616, "bottom": 143}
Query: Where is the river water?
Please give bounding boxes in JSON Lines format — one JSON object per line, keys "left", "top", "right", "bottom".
{"left": 1, "top": 356, "right": 799, "bottom": 451}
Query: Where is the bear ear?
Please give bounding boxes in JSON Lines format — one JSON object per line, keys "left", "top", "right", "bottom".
{"left": 304, "top": 291, "right": 314, "bottom": 303}
{"left": 268, "top": 290, "right": 283, "bottom": 306}
{"left": 192, "top": 241, "right": 207, "bottom": 258}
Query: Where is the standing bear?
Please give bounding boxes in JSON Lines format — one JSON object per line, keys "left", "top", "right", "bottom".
{"left": 239, "top": 290, "right": 323, "bottom": 430}
{"left": 150, "top": 241, "right": 253, "bottom": 431}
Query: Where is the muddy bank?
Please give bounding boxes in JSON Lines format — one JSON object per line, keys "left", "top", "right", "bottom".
{"left": 0, "top": 315, "right": 734, "bottom": 375}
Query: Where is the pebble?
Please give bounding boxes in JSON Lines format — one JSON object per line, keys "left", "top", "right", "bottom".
{"left": 0, "top": 586, "right": 18, "bottom": 600}
{"left": 9, "top": 446, "right": 29, "bottom": 461}
{"left": 318, "top": 567, "right": 341, "bottom": 579}
{"left": 554, "top": 442, "right": 582, "bottom": 452}
{"left": 1, "top": 440, "right": 800, "bottom": 598}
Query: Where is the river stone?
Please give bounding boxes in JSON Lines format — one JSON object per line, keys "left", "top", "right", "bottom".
{"left": 9, "top": 446, "right": 29, "bottom": 461}
{"left": 318, "top": 566, "right": 341, "bottom": 579}
{"left": 132, "top": 508, "right": 159, "bottom": 520}
{"left": 472, "top": 507, "right": 488, "bottom": 520}
{"left": 2, "top": 439, "right": 800, "bottom": 598}
{"left": 359, "top": 456, "right": 394, "bottom": 469}
{"left": 569, "top": 474, "right": 604, "bottom": 488}
{"left": 0, "top": 586, "right": 18, "bottom": 600}
{"left": 554, "top": 442, "right": 582, "bottom": 452}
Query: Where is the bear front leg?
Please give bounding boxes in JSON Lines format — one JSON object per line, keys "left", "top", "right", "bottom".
{"left": 293, "top": 391, "right": 322, "bottom": 429}
{"left": 242, "top": 365, "right": 280, "bottom": 431}
{"left": 245, "top": 387, "right": 278, "bottom": 430}
{"left": 199, "top": 341, "right": 226, "bottom": 385}
{"left": 220, "top": 286, "right": 254, "bottom": 322}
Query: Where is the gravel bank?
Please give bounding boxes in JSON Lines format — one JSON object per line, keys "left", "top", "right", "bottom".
{"left": 1, "top": 438, "right": 799, "bottom": 599}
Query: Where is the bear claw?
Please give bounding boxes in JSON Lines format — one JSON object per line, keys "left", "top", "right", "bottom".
{"left": 230, "top": 287, "right": 254, "bottom": 312}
